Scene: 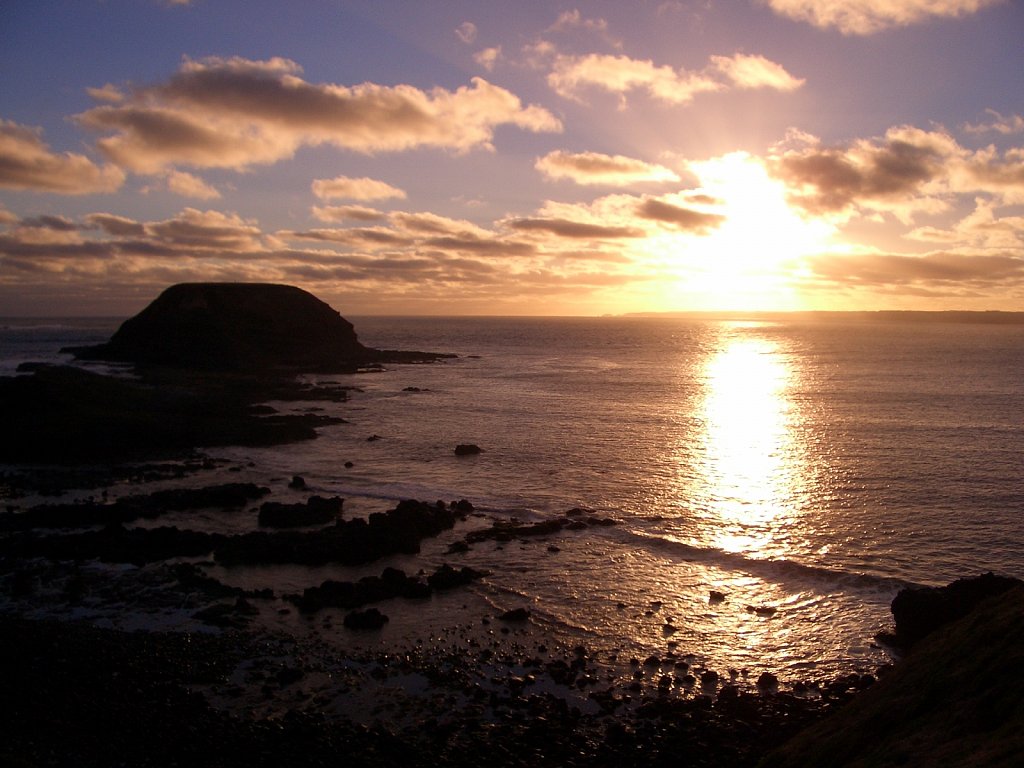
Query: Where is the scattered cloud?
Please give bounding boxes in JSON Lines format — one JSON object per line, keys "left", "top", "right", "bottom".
{"left": 535, "top": 150, "right": 680, "bottom": 186}
{"left": 86, "top": 84, "right": 126, "bottom": 104}
{"left": 75, "top": 56, "right": 562, "bottom": 174}
{"left": 772, "top": 124, "right": 1024, "bottom": 222}
{"left": 808, "top": 250, "right": 1024, "bottom": 293}
{"left": 546, "top": 50, "right": 802, "bottom": 105}
{"left": 165, "top": 169, "right": 221, "bottom": 199}
{"left": 312, "top": 175, "right": 407, "bottom": 201}
{"left": 456, "top": 21, "right": 478, "bottom": 44}
{"left": 548, "top": 53, "right": 721, "bottom": 105}
{"left": 907, "top": 198, "right": 1024, "bottom": 249}
{"left": 763, "top": 0, "right": 1004, "bottom": 35}
{"left": 0, "top": 119, "right": 125, "bottom": 194}
{"left": 634, "top": 199, "right": 726, "bottom": 232}
{"left": 311, "top": 205, "right": 386, "bottom": 223}
{"left": 964, "top": 109, "right": 1024, "bottom": 135}
{"left": 547, "top": 9, "right": 623, "bottom": 48}
{"left": 506, "top": 217, "right": 644, "bottom": 239}
{"left": 474, "top": 47, "right": 502, "bottom": 71}
{"left": 709, "top": 53, "right": 805, "bottom": 91}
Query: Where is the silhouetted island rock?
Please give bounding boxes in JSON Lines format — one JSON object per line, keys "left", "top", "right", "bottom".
{"left": 72, "top": 282, "right": 450, "bottom": 371}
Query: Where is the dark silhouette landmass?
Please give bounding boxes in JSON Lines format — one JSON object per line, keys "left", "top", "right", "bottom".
{"left": 1, "top": 282, "right": 453, "bottom": 463}
{"left": 69, "top": 282, "right": 450, "bottom": 371}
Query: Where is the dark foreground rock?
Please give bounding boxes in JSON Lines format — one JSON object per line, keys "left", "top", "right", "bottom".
{"left": 8, "top": 499, "right": 467, "bottom": 567}
{"left": 258, "top": 495, "right": 343, "bottom": 528}
{"left": 287, "top": 564, "right": 488, "bottom": 613}
{"left": 1, "top": 483, "right": 270, "bottom": 531}
{"left": 763, "top": 583, "right": 1024, "bottom": 768}
{"left": 886, "top": 571, "right": 1023, "bottom": 649}
{"left": 0, "top": 365, "right": 345, "bottom": 463}
{"left": 216, "top": 499, "right": 465, "bottom": 566}
{"left": 0, "top": 617, "right": 412, "bottom": 768}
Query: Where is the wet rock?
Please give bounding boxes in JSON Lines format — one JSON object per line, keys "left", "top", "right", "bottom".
{"left": 427, "top": 564, "right": 489, "bottom": 591}
{"left": 2, "top": 483, "right": 270, "bottom": 531}
{"left": 215, "top": 499, "right": 458, "bottom": 566}
{"left": 257, "top": 496, "right": 343, "bottom": 528}
{"left": 454, "top": 444, "right": 482, "bottom": 456}
{"left": 343, "top": 607, "right": 389, "bottom": 630}
{"left": 757, "top": 672, "right": 779, "bottom": 690}
{"left": 498, "top": 608, "right": 531, "bottom": 622}
{"left": 287, "top": 475, "right": 306, "bottom": 489}
{"left": 286, "top": 563, "right": 485, "bottom": 613}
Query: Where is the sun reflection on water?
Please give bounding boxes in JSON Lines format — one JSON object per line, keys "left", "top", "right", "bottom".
{"left": 695, "top": 326, "right": 805, "bottom": 559}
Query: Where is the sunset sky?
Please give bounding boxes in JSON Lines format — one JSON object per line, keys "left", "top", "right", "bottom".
{"left": 2, "top": 0, "right": 1023, "bottom": 316}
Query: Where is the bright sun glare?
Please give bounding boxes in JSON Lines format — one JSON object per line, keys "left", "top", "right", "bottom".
{"left": 650, "top": 152, "right": 835, "bottom": 311}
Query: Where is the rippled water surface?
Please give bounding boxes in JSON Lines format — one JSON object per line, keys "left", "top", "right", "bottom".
{"left": 4, "top": 314, "right": 1023, "bottom": 678}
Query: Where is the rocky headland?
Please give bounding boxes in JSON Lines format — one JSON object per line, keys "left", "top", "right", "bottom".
{"left": 1, "top": 283, "right": 452, "bottom": 463}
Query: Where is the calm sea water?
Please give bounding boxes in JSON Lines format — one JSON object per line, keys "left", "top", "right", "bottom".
{"left": 3, "top": 314, "right": 1023, "bottom": 679}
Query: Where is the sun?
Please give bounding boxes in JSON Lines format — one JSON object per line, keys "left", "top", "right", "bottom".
{"left": 649, "top": 152, "right": 836, "bottom": 311}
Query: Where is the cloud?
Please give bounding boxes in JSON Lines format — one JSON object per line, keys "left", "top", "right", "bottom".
{"left": 474, "top": 47, "right": 502, "bottom": 71}
{"left": 312, "top": 175, "right": 407, "bottom": 201}
{"left": 85, "top": 213, "right": 147, "bottom": 237}
{"left": 763, "top": 0, "right": 1004, "bottom": 35}
{"left": 547, "top": 9, "right": 623, "bottom": 48}
{"left": 506, "top": 217, "right": 644, "bottom": 239}
{"left": 772, "top": 124, "right": 1024, "bottom": 221}
{"left": 165, "top": 169, "right": 220, "bottom": 199}
{"left": 311, "top": 205, "right": 386, "bottom": 223}
{"left": 76, "top": 56, "right": 562, "bottom": 174}
{"left": 86, "top": 84, "right": 126, "bottom": 104}
{"left": 144, "top": 208, "right": 265, "bottom": 251}
{"left": 456, "top": 21, "right": 478, "bottom": 44}
{"left": 634, "top": 199, "right": 726, "bottom": 232}
{"left": 546, "top": 51, "right": 802, "bottom": 105}
{"left": 907, "top": 198, "right": 1024, "bottom": 249}
{"left": 964, "top": 109, "right": 1024, "bottom": 135}
{"left": 809, "top": 250, "right": 1024, "bottom": 292}
{"left": 548, "top": 53, "right": 721, "bottom": 105}
{"left": 772, "top": 126, "right": 956, "bottom": 220}
{"left": 0, "top": 119, "right": 125, "bottom": 194}
{"left": 709, "top": 53, "right": 805, "bottom": 91}
{"left": 19, "top": 214, "right": 79, "bottom": 231}
{"left": 536, "top": 150, "right": 680, "bottom": 185}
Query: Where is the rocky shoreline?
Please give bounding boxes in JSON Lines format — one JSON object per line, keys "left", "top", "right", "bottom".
{"left": 3, "top": 286, "right": 1020, "bottom": 766}
{"left": 1, "top": 456, "right": 878, "bottom": 768}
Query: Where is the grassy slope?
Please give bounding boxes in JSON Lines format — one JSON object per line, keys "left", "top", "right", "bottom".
{"left": 762, "top": 586, "right": 1024, "bottom": 768}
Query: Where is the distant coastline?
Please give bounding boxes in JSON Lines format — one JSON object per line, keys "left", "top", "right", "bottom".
{"left": 621, "top": 310, "right": 1024, "bottom": 324}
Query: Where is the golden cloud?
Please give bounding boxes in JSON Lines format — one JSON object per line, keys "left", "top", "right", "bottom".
{"left": 0, "top": 119, "right": 125, "bottom": 194}
{"left": 76, "top": 56, "right": 563, "bottom": 174}
{"left": 764, "top": 0, "right": 1004, "bottom": 35}
{"left": 709, "top": 53, "right": 806, "bottom": 91}
{"left": 535, "top": 150, "right": 680, "bottom": 185}
{"left": 312, "top": 175, "right": 407, "bottom": 201}
{"left": 772, "top": 125, "right": 1024, "bottom": 221}
{"left": 166, "top": 170, "right": 220, "bottom": 200}
{"left": 546, "top": 50, "right": 803, "bottom": 105}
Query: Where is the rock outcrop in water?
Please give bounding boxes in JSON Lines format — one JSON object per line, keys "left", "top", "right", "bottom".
{"left": 71, "top": 282, "right": 446, "bottom": 371}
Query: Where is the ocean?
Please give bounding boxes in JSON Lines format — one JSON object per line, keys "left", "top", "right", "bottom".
{"left": 3, "top": 313, "right": 1023, "bottom": 683}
